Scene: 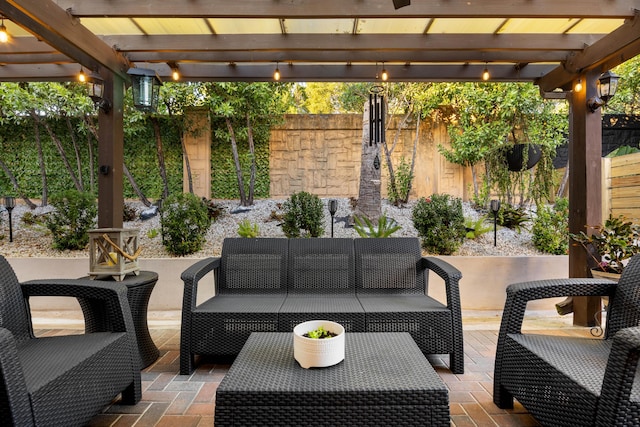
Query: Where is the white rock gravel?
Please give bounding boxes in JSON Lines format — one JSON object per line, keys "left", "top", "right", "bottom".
{"left": 0, "top": 198, "right": 545, "bottom": 258}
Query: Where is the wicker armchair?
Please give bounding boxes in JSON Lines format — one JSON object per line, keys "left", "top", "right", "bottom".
{"left": 493, "top": 254, "right": 640, "bottom": 426}
{"left": 354, "top": 237, "right": 464, "bottom": 374}
{"left": 180, "top": 238, "right": 289, "bottom": 374}
{"left": 0, "top": 255, "right": 141, "bottom": 427}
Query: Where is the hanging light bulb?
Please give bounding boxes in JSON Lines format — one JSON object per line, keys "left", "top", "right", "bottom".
{"left": 0, "top": 17, "right": 8, "bottom": 43}
{"left": 381, "top": 63, "right": 389, "bottom": 81}
{"left": 273, "top": 62, "right": 281, "bottom": 81}
{"left": 574, "top": 79, "right": 583, "bottom": 92}
{"left": 78, "top": 68, "right": 87, "bottom": 83}
{"left": 482, "top": 64, "right": 490, "bottom": 81}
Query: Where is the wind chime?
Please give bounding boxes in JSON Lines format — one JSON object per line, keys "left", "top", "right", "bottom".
{"left": 369, "top": 87, "right": 385, "bottom": 170}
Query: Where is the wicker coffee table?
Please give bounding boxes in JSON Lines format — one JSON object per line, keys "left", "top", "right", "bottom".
{"left": 215, "top": 332, "right": 449, "bottom": 426}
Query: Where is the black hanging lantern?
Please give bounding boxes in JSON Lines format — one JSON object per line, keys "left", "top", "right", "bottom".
{"left": 127, "top": 68, "right": 163, "bottom": 113}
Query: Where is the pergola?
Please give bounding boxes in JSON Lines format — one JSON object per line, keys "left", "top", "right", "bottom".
{"left": 1, "top": 0, "right": 640, "bottom": 324}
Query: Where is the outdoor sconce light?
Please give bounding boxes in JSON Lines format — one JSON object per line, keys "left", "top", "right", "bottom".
{"left": 328, "top": 199, "right": 338, "bottom": 238}
{"left": 490, "top": 199, "right": 501, "bottom": 247}
{"left": 4, "top": 196, "right": 15, "bottom": 242}
{"left": 588, "top": 70, "right": 620, "bottom": 112}
{"left": 127, "top": 68, "right": 163, "bottom": 113}
{"left": 83, "top": 71, "right": 111, "bottom": 113}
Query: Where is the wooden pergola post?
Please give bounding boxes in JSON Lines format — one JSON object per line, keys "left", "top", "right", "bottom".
{"left": 97, "top": 71, "right": 125, "bottom": 229}
{"left": 568, "top": 70, "right": 603, "bottom": 326}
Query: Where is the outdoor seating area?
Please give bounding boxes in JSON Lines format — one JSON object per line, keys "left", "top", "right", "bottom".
{"left": 180, "top": 237, "right": 463, "bottom": 375}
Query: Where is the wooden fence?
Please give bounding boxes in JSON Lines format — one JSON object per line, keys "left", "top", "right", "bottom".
{"left": 603, "top": 151, "right": 640, "bottom": 221}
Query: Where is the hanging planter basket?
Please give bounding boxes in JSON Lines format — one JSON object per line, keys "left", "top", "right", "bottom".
{"left": 505, "top": 143, "right": 542, "bottom": 171}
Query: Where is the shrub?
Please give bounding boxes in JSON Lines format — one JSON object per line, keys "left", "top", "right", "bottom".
{"left": 281, "top": 191, "right": 324, "bottom": 238}
{"left": 387, "top": 157, "right": 413, "bottom": 206}
{"left": 412, "top": 194, "right": 466, "bottom": 255}
{"left": 497, "top": 204, "right": 530, "bottom": 232}
{"left": 464, "top": 217, "right": 492, "bottom": 239}
{"left": 353, "top": 214, "right": 402, "bottom": 238}
{"left": 237, "top": 219, "right": 260, "bottom": 238}
{"left": 46, "top": 190, "right": 97, "bottom": 250}
{"left": 202, "top": 198, "right": 225, "bottom": 221}
{"left": 532, "top": 198, "right": 569, "bottom": 255}
{"left": 161, "top": 192, "right": 212, "bottom": 255}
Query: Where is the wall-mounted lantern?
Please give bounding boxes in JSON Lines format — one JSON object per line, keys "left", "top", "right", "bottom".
{"left": 127, "top": 68, "right": 163, "bottom": 113}
{"left": 588, "top": 70, "right": 620, "bottom": 112}
{"left": 82, "top": 71, "right": 111, "bottom": 113}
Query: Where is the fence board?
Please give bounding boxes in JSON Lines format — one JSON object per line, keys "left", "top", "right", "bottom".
{"left": 609, "top": 152, "right": 640, "bottom": 223}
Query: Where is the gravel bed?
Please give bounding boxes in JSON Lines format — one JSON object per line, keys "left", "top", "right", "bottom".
{"left": 0, "top": 198, "right": 545, "bottom": 258}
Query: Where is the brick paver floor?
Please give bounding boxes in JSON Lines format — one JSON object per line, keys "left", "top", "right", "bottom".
{"left": 34, "top": 317, "right": 592, "bottom": 427}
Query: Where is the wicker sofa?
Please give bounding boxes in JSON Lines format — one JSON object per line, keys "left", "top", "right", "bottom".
{"left": 181, "top": 237, "right": 463, "bottom": 375}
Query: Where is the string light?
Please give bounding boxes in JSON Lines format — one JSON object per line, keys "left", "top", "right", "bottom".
{"left": 381, "top": 62, "right": 388, "bottom": 81}
{"left": 482, "top": 64, "right": 490, "bottom": 81}
{"left": 574, "top": 79, "right": 583, "bottom": 92}
{"left": 0, "top": 17, "right": 8, "bottom": 43}
{"left": 78, "top": 68, "right": 87, "bottom": 83}
{"left": 273, "top": 62, "right": 281, "bottom": 81}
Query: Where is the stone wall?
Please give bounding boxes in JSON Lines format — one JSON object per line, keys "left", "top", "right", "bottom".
{"left": 269, "top": 114, "right": 472, "bottom": 200}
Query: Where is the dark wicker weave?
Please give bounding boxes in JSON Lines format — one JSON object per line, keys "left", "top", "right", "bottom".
{"left": 180, "top": 238, "right": 289, "bottom": 374}
{"left": 0, "top": 255, "right": 141, "bottom": 427}
{"left": 493, "top": 254, "right": 640, "bottom": 426}
{"left": 354, "top": 238, "right": 464, "bottom": 373}
{"left": 278, "top": 238, "right": 365, "bottom": 331}
{"left": 78, "top": 271, "right": 160, "bottom": 368}
{"left": 215, "top": 332, "right": 450, "bottom": 427}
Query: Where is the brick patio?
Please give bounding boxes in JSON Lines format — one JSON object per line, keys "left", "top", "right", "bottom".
{"left": 35, "top": 317, "right": 591, "bottom": 426}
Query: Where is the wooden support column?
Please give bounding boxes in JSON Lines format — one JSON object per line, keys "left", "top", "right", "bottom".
{"left": 568, "top": 70, "right": 603, "bottom": 326}
{"left": 97, "top": 71, "right": 124, "bottom": 228}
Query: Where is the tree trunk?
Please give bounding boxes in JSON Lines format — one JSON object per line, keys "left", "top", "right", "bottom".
{"left": 246, "top": 112, "right": 256, "bottom": 206}
{"left": 124, "top": 163, "right": 152, "bottom": 207}
{"left": 84, "top": 115, "right": 97, "bottom": 193}
{"left": 0, "top": 158, "right": 37, "bottom": 209}
{"left": 226, "top": 118, "right": 247, "bottom": 206}
{"left": 33, "top": 119, "right": 48, "bottom": 206}
{"left": 151, "top": 118, "right": 170, "bottom": 200}
{"left": 65, "top": 115, "right": 84, "bottom": 190}
{"left": 402, "top": 113, "right": 420, "bottom": 204}
{"left": 354, "top": 101, "right": 381, "bottom": 222}
{"left": 32, "top": 112, "right": 82, "bottom": 192}
{"left": 167, "top": 103, "right": 194, "bottom": 194}
{"left": 557, "top": 163, "right": 570, "bottom": 198}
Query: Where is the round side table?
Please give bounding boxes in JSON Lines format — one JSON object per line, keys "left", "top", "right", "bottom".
{"left": 78, "top": 271, "right": 160, "bottom": 369}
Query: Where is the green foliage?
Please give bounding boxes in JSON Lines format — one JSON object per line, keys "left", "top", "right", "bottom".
{"left": 412, "top": 194, "right": 466, "bottom": 255}
{"left": 570, "top": 215, "right": 640, "bottom": 274}
{"left": 304, "top": 326, "right": 338, "bottom": 339}
{"left": 464, "top": 217, "right": 492, "bottom": 239}
{"left": 146, "top": 229, "right": 159, "bottom": 239}
{"left": 237, "top": 219, "right": 260, "bottom": 238}
{"left": 387, "top": 157, "right": 413, "bottom": 206}
{"left": 497, "top": 204, "right": 530, "bottom": 232}
{"left": 606, "top": 144, "right": 640, "bottom": 158}
{"left": 21, "top": 211, "right": 44, "bottom": 226}
{"left": 353, "top": 214, "right": 402, "bottom": 238}
{"left": 160, "top": 192, "right": 212, "bottom": 255}
{"left": 281, "top": 191, "right": 324, "bottom": 238}
{"left": 607, "top": 56, "right": 640, "bottom": 115}
{"left": 45, "top": 190, "right": 97, "bottom": 250}
{"left": 532, "top": 198, "right": 569, "bottom": 254}
{"left": 202, "top": 198, "right": 226, "bottom": 221}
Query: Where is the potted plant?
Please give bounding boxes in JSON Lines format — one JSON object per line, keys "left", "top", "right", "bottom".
{"left": 570, "top": 215, "right": 640, "bottom": 279}
{"left": 293, "top": 320, "right": 345, "bottom": 369}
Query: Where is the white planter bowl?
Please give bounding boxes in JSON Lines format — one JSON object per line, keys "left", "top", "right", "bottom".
{"left": 293, "top": 320, "right": 345, "bottom": 369}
